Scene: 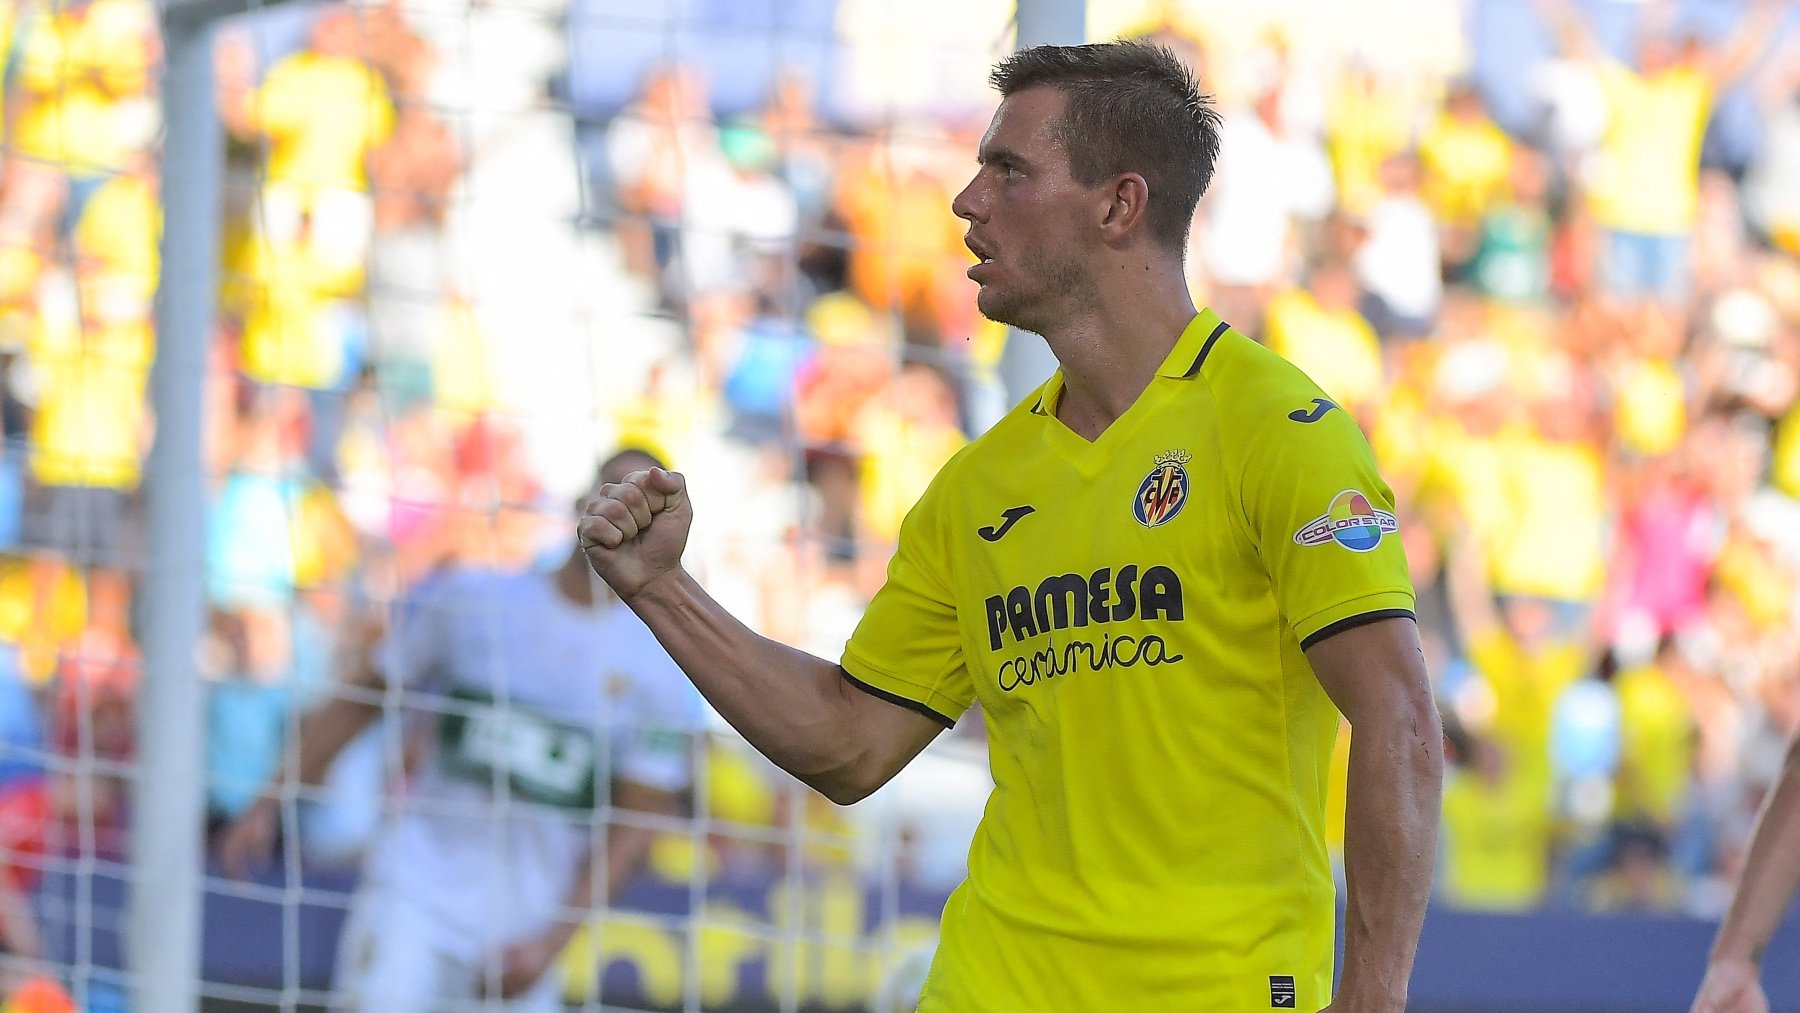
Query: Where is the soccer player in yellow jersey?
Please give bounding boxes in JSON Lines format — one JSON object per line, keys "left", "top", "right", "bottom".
{"left": 1690, "top": 722, "right": 1800, "bottom": 1013}
{"left": 582, "top": 41, "right": 1443, "bottom": 1012}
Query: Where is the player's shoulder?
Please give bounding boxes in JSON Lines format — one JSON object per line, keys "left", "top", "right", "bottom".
{"left": 1200, "top": 328, "right": 1332, "bottom": 413}
{"left": 1197, "top": 328, "right": 1359, "bottom": 443}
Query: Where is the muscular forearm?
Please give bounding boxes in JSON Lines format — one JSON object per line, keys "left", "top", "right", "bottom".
{"left": 1712, "top": 736, "right": 1800, "bottom": 967}
{"left": 1337, "top": 708, "right": 1444, "bottom": 1010}
{"left": 626, "top": 570, "right": 875, "bottom": 801}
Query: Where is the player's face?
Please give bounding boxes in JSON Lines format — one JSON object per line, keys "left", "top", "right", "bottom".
{"left": 952, "top": 87, "right": 1101, "bottom": 335}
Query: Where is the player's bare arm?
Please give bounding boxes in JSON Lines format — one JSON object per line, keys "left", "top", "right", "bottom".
{"left": 1305, "top": 616, "right": 1443, "bottom": 1013}
{"left": 1692, "top": 727, "right": 1800, "bottom": 1013}
{"left": 580, "top": 468, "right": 945, "bottom": 804}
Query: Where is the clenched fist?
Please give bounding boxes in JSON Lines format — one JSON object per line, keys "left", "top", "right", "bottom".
{"left": 578, "top": 467, "right": 692, "bottom": 600}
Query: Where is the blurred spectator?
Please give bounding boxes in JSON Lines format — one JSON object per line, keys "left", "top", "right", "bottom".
{"left": 1539, "top": 0, "right": 1786, "bottom": 307}
{"left": 364, "top": 15, "right": 460, "bottom": 412}
{"left": 1198, "top": 37, "right": 1334, "bottom": 332}
{"left": 1419, "top": 80, "right": 1514, "bottom": 274}
{"left": 1325, "top": 59, "right": 1415, "bottom": 220}
{"left": 1585, "top": 820, "right": 1683, "bottom": 913}
{"left": 1264, "top": 257, "right": 1385, "bottom": 419}
{"left": 221, "top": 4, "right": 391, "bottom": 276}
{"left": 1742, "top": 49, "right": 1800, "bottom": 254}
{"left": 1439, "top": 734, "right": 1551, "bottom": 911}
{"left": 835, "top": 125, "right": 974, "bottom": 346}
{"left": 1613, "top": 636, "right": 1699, "bottom": 831}
{"left": 0, "top": 0, "right": 158, "bottom": 252}
{"left": 19, "top": 270, "right": 150, "bottom": 684}
{"left": 1471, "top": 146, "right": 1554, "bottom": 303}
{"left": 605, "top": 62, "right": 724, "bottom": 306}
{"left": 851, "top": 362, "right": 967, "bottom": 550}
{"left": 1355, "top": 152, "right": 1443, "bottom": 338}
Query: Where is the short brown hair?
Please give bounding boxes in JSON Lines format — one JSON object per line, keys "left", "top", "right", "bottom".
{"left": 991, "top": 40, "right": 1221, "bottom": 251}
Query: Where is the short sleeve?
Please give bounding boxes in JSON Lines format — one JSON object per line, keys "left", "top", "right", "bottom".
{"left": 839, "top": 482, "right": 971, "bottom": 727}
{"left": 1237, "top": 401, "right": 1416, "bottom": 648}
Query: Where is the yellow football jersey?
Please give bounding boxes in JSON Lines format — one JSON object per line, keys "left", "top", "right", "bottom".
{"left": 841, "top": 310, "right": 1414, "bottom": 1012}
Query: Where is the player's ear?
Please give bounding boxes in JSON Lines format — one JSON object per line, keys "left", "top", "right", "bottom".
{"left": 1098, "top": 172, "right": 1150, "bottom": 242}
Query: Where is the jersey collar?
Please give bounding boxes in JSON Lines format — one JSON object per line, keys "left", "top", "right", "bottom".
{"left": 1029, "top": 309, "right": 1229, "bottom": 416}
{"left": 1156, "top": 308, "right": 1230, "bottom": 380}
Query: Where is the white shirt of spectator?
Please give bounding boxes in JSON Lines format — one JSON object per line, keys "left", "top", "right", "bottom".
{"left": 1201, "top": 108, "right": 1335, "bottom": 288}
{"left": 1356, "top": 194, "right": 1444, "bottom": 321}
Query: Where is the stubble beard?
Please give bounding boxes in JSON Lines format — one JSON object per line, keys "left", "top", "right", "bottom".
{"left": 975, "top": 250, "right": 1096, "bottom": 336}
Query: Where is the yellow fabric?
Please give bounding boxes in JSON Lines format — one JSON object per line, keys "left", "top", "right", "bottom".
{"left": 1418, "top": 112, "right": 1513, "bottom": 227}
{"left": 1614, "top": 357, "right": 1687, "bottom": 457}
{"left": 1769, "top": 402, "right": 1800, "bottom": 499}
{"left": 1439, "top": 764, "right": 1550, "bottom": 911}
{"left": 1489, "top": 433, "right": 1607, "bottom": 602}
{"left": 431, "top": 301, "right": 499, "bottom": 414}
{"left": 1422, "top": 422, "right": 1515, "bottom": 559}
{"left": 234, "top": 238, "right": 363, "bottom": 390}
{"left": 1326, "top": 79, "right": 1413, "bottom": 218}
{"left": 253, "top": 52, "right": 393, "bottom": 191}
{"left": 26, "top": 316, "right": 151, "bottom": 489}
{"left": 1590, "top": 64, "right": 1712, "bottom": 235}
{"left": 842, "top": 312, "right": 1414, "bottom": 1012}
{"left": 1712, "top": 534, "right": 1792, "bottom": 632}
{"left": 1264, "top": 288, "right": 1386, "bottom": 411}
{"left": 1466, "top": 630, "right": 1587, "bottom": 798}
{"left": 12, "top": 0, "right": 153, "bottom": 172}
{"left": 0, "top": 561, "right": 86, "bottom": 684}
{"left": 1613, "top": 663, "right": 1694, "bottom": 825}
{"left": 73, "top": 174, "right": 161, "bottom": 300}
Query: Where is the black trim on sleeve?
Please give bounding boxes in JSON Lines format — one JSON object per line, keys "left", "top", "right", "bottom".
{"left": 1299, "top": 608, "right": 1416, "bottom": 651}
{"left": 1181, "top": 319, "right": 1233, "bottom": 378}
{"left": 838, "top": 667, "right": 956, "bottom": 728}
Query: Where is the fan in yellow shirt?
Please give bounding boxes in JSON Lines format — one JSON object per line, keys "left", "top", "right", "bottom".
{"left": 1539, "top": 0, "right": 1786, "bottom": 302}
{"left": 1439, "top": 735, "right": 1551, "bottom": 911}
{"left": 1264, "top": 260, "right": 1386, "bottom": 420}
{"left": 1418, "top": 82, "right": 1513, "bottom": 270}
{"left": 225, "top": 8, "right": 393, "bottom": 273}
{"left": 11, "top": 0, "right": 156, "bottom": 176}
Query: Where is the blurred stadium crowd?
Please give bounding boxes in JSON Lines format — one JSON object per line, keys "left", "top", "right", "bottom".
{"left": 0, "top": 0, "right": 1796, "bottom": 1002}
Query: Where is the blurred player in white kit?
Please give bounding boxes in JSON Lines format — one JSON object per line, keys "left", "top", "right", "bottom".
{"left": 220, "top": 447, "right": 704, "bottom": 1011}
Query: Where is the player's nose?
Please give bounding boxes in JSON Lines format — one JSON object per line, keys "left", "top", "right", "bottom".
{"left": 952, "top": 176, "right": 987, "bottom": 223}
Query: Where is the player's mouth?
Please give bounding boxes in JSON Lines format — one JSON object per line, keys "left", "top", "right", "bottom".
{"left": 965, "top": 235, "right": 996, "bottom": 282}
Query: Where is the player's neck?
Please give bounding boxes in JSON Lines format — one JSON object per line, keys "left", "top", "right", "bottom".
{"left": 1044, "top": 279, "right": 1196, "bottom": 442}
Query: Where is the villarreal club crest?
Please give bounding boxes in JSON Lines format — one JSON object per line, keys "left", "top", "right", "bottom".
{"left": 1134, "top": 450, "right": 1192, "bottom": 527}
